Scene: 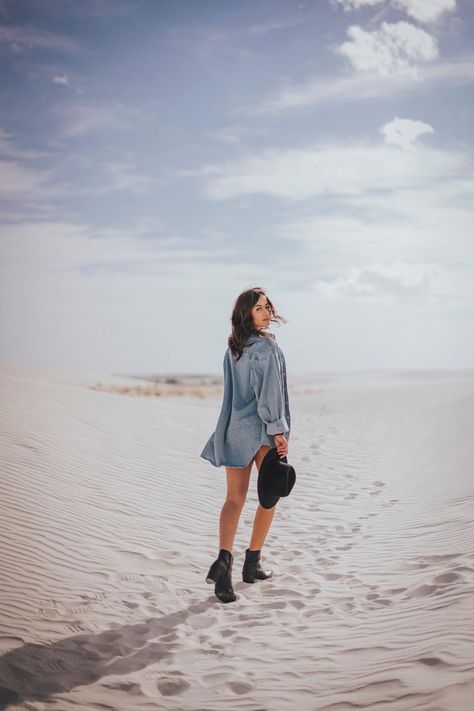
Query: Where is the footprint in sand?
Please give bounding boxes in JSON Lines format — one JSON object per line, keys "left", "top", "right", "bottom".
{"left": 156, "top": 674, "right": 190, "bottom": 696}
{"left": 267, "top": 600, "right": 287, "bottom": 609}
{"left": 417, "top": 657, "right": 446, "bottom": 666}
{"left": 176, "top": 587, "right": 200, "bottom": 602}
{"left": 203, "top": 649, "right": 223, "bottom": 657}
{"left": 433, "top": 571, "right": 462, "bottom": 585}
{"left": 221, "top": 628, "right": 236, "bottom": 638}
{"left": 228, "top": 680, "right": 254, "bottom": 695}
{"left": 423, "top": 553, "right": 463, "bottom": 563}
{"left": 289, "top": 599, "right": 306, "bottom": 609}
{"left": 123, "top": 600, "right": 140, "bottom": 609}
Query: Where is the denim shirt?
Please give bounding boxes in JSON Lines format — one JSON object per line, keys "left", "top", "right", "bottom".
{"left": 200, "top": 332, "right": 291, "bottom": 468}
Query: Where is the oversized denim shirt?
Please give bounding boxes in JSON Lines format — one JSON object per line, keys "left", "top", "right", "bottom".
{"left": 200, "top": 332, "right": 291, "bottom": 468}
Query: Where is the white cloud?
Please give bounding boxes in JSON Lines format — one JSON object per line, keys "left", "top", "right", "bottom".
{"left": 0, "top": 160, "right": 53, "bottom": 199}
{"left": 58, "top": 0, "right": 144, "bottom": 19}
{"left": 338, "top": 21, "right": 439, "bottom": 76}
{"left": 53, "top": 74, "right": 70, "bottom": 86}
{"left": 0, "top": 125, "right": 154, "bottom": 200}
{"left": 0, "top": 127, "right": 49, "bottom": 160}
{"left": 331, "top": 0, "right": 384, "bottom": 10}
{"left": 381, "top": 116, "right": 434, "bottom": 148}
{"left": 248, "top": 16, "right": 307, "bottom": 35}
{"left": 392, "top": 0, "right": 456, "bottom": 23}
{"left": 0, "top": 218, "right": 233, "bottom": 278}
{"left": 246, "top": 54, "right": 474, "bottom": 114}
{"left": 97, "top": 161, "right": 157, "bottom": 194}
{"left": 314, "top": 262, "right": 442, "bottom": 300}
{"left": 274, "top": 190, "right": 473, "bottom": 305}
{"left": 166, "top": 25, "right": 254, "bottom": 63}
{"left": 0, "top": 130, "right": 56, "bottom": 199}
{"left": 57, "top": 101, "right": 137, "bottom": 136}
{"left": 0, "top": 24, "right": 78, "bottom": 53}
{"left": 197, "top": 139, "right": 466, "bottom": 201}
{"left": 191, "top": 123, "right": 473, "bottom": 308}
{"left": 331, "top": 0, "right": 456, "bottom": 23}
{"left": 0, "top": 128, "right": 65, "bottom": 201}
{"left": 210, "top": 128, "right": 242, "bottom": 144}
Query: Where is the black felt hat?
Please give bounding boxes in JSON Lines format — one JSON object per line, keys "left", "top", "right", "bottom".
{"left": 257, "top": 447, "right": 296, "bottom": 509}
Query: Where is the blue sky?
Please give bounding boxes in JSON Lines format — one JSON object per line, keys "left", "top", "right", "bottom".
{"left": 0, "top": 0, "right": 473, "bottom": 375}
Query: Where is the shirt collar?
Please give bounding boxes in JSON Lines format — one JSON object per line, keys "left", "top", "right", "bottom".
{"left": 245, "top": 331, "right": 276, "bottom": 345}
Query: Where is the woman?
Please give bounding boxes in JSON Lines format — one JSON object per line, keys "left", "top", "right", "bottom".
{"left": 200, "top": 287, "right": 291, "bottom": 603}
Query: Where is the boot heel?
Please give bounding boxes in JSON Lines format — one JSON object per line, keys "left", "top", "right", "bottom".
{"left": 242, "top": 548, "right": 273, "bottom": 583}
{"left": 205, "top": 549, "right": 237, "bottom": 603}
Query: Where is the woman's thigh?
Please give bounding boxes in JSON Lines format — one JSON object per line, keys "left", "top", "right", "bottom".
{"left": 253, "top": 444, "right": 272, "bottom": 473}
{"left": 224, "top": 445, "right": 272, "bottom": 501}
{"left": 225, "top": 463, "right": 252, "bottom": 502}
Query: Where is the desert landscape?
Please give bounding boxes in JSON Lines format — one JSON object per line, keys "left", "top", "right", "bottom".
{"left": 1, "top": 363, "right": 473, "bottom": 710}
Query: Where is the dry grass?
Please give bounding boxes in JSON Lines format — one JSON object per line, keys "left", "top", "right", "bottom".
{"left": 88, "top": 383, "right": 224, "bottom": 398}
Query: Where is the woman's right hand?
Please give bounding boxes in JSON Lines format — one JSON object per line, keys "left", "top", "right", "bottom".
{"left": 273, "top": 434, "right": 288, "bottom": 458}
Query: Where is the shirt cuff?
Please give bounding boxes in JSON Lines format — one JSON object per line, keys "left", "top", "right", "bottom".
{"left": 266, "top": 417, "right": 289, "bottom": 435}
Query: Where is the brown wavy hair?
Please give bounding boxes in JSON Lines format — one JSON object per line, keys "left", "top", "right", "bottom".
{"left": 228, "top": 287, "right": 287, "bottom": 361}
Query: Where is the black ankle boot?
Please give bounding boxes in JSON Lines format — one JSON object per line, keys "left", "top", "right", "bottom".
{"left": 242, "top": 548, "right": 273, "bottom": 584}
{"left": 205, "top": 549, "right": 236, "bottom": 603}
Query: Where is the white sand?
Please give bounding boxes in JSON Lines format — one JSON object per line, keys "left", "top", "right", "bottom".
{"left": 0, "top": 363, "right": 473, "bottom": 710}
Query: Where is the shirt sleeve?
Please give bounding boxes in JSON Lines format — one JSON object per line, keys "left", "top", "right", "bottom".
{"left": 249, "top": 349, "right": 289, "bottom": 436}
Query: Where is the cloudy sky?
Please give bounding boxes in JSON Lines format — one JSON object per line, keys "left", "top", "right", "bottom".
{"left": 0, "top": 0, "right": 472, "bottom": 376}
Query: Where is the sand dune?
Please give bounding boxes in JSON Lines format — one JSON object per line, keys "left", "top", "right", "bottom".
{"left": 0, "top": 364, "right": 473, "bottom": 710}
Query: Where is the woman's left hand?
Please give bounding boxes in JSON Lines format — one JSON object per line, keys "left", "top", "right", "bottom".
{"left": 273, "top": 434, "right": 288, "bottom": 458}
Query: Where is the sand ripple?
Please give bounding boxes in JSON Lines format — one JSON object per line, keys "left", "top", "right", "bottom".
{"left": 0, "top": 366, "right": 473, "bottom": 710}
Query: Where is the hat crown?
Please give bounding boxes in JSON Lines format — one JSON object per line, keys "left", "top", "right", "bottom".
{"left": 257, "top": 447, "right": 296, "bottom": 509}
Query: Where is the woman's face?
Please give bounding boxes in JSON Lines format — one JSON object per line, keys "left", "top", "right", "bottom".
{"left": 251, "top": 294, "right": 271, "bottom": 330}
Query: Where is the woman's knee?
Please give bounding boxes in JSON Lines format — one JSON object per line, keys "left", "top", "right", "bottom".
{"left": 225, "top": 467, "right": 250, "bottom": 505}
{"left": 225, "top": 492, "right": 247, "bottom": 508}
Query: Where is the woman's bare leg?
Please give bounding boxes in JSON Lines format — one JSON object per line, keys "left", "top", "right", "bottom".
{"left": 249, "top": 445, "right": 276, "bottom": 551}
{"left": 219, "top": 460, "right": 253, "bottom": 551}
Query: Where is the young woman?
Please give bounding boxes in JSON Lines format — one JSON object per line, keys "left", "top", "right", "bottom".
{"left": 200, "top": 287, "right": 291, "bottom": 603}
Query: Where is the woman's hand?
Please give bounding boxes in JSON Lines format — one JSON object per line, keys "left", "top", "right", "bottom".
{"left": 273, "top": 434, "right": 288, "bottom": 458}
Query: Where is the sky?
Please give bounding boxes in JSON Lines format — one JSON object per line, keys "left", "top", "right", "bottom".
{"left": 0, "top": 0, "right": 473, "bottom": 376}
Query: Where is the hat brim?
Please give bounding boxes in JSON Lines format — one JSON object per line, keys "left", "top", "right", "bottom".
{"left": 257, "top": 447, "right": 289, "bottom": 510}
